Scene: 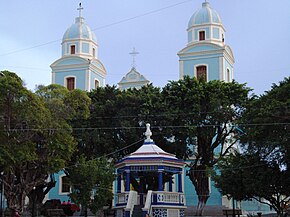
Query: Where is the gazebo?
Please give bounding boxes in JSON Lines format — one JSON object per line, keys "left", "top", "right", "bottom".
{"left": 113, "top": 124, "right": 186, "bottom": 217}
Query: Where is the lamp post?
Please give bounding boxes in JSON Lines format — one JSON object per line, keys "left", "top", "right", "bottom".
{"left": 32, "top": 186, "right": 36, "bottom": 217}
{"left": 0, "top": 172, "right": 4, "bottom": 217}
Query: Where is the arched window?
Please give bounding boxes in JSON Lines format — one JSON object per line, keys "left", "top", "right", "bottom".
{"left": 60, "top": 176, "right": 70, "bottom": 193}
{"left": 199, "top": 31, "right": 205, "bottom": 41}
{"left": 196, "top": 65, "right": 207, "bottom": 81}
{"left": 93, "top": 48, "right": 96, "bottom": 57}
{"left": 70, "top": 45, "right": 76, "bottom": 54}
{"left": 95, "top": 80, "right": 99, "bottom": 89}
{"left": 66, "top": 77, "right": 75, "bottom": 91}
{"left": 227, "top": 68, "right": 231, "bottom": 82}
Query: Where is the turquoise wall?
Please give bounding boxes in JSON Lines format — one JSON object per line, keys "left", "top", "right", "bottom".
{"left": 90, "top": 72, "right": 104, "bottom": 89}
{"left": 224, "top": 59, "right": 233, "bottom": 81}
{"left": 194, "top": 27, "right": 210, "bottom": 40}
{"left": 82, "top": 42, "right": 89, "bottom": 53}
{"left": 188, "top": 30, "right": 192, "bottom": 43}
{"left": 213, "top": 27, "right": 220, "bottom": 39}
{"left": 182, "top": 55, "right": 221, "bottom": 80}
{"left": 184, "top": 166, "right": 222, "bottom": 206}
{"left": 66, "top": 42, "right": 79, "bottom": 54}
{"left": 49, "top": 171, "right": 70, "bottom": 202}
{"left": 55, "top": 69, "right": 86, "bottom": 90}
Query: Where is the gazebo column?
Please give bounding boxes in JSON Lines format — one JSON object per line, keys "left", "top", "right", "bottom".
{"left": 140, "top": 176, "right": 144, "bottom": 205}
{"left": 125, "top": 170, "right": 130, "bottom": 192}
{"left": 158, "top": 169, "right": 163, "bottom": 191}
{"left": 169, "top": 175, "right": 173, "bottom": 192}
{"left": 178, "top": 172, "right": 183, "bottom": 193}
{"left": 117, "top": 174, "right": 121, "bottom": 193}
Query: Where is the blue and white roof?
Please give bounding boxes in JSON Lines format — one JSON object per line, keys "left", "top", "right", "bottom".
{"left": 62, "top": 17, "right": 97, "bottom": 43}
{"left": 115, "top": 124, "right": 184, "bottom": 168}
{"left": 188, "top": 2, "right": 222, "bottom": 28}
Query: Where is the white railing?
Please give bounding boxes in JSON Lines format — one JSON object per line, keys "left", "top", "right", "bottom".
{"left": 142, "top": 190, "right": 153, "bottom": 216}
{"left": 125, "top": 191, "right": 138, "bottom": 216}
{"left": 116, "top": 192, "right": 129, "bottom": 205}
{"left": 155, "top": 191, "right": 185, "bottom": 205}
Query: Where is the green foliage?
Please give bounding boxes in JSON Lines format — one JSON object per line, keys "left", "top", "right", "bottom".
{"left": 213, "top": 152, "right": 290, "bottom": 216}
{"left": 161, "top": 77, "right": 251, "bottom": 214}
{"left": 0, "top": 72, "right": 91, "bottom": 213}
{"left": 214, "top": 77, "right": 290, "bottom": 216}
{"left": 74, "top": 84, "right": 164, "bottom": 160}
{"left": 68, "top": 156, "right": 115, "bottom": 214}
{"left": 239, "top": 77, "right": 290, "bottom": 166}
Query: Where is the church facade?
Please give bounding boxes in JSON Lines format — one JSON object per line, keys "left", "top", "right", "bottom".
{"left": 47, "top": 1, "right": 270, "bottom": 215}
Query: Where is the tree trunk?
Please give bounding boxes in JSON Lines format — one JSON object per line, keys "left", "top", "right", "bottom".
{"left": 7, "top": 191, "right": 26, "bottom": 216}
{"left": 27, "top": 178, "right": 56, "bottom": 216}
{"left": 188, "top": 165, "right": 210, "bottom": 216}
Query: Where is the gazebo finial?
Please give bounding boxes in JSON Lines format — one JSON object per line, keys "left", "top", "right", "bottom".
{"left": 145, "top": 123, "right": 153, "bottom": 142}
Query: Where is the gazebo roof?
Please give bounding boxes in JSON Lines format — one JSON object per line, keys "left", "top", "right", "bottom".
{"left": 115, "top": 124, "right": 185, "bottom": 169}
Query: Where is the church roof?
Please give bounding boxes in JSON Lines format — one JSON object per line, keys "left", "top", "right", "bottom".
{"left": 118, "top": 67, "right": 149, "bottom": 84}
{"left": 62, "top": 17, "right": 97, "bottom": 43}
{"left": 188, "top": 2, "right": 222, "bottom": 28}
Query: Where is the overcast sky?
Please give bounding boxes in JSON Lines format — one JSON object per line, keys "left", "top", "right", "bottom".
{"left": 0, "top": 0, "right": 289, "bottom": 95}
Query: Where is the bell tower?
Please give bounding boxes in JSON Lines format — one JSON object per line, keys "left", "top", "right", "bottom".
{"left": 51, "top": 3, "right": 106, "bottom": 91}
{"left": 178, "top": 1, "right": 234, "bottom": 82}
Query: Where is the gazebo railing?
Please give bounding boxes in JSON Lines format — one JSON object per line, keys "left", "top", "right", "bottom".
{"left": 152, "top": 191, "right": 186, "bottom": 206}
{"left": 116, "top": 192, "right": 129, "bottom": 206}
{"left": 142, "top": 190, "right": 153, "bottom": 216}
{"left": 116, "top": 191, "right": 185, "bottom": 207}
{"left": 125, "top": 191, "right": 138, "bottom": 216}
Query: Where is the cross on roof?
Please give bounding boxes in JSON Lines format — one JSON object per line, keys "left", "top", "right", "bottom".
{"left": 129, "top": 47, "right": 139, "bottom": 68}
{"left": 77, "top": 3, "right": 84, "bottom": 18}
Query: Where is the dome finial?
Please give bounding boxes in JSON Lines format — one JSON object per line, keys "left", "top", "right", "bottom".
{"left": 145, "top": 123, "right": 153, "bottom": 142}
{"left": 202, "top": 0, "right": 209, "bottom": 7}
{"left": 77, "top": 3, "right": 84, "bottom": 18}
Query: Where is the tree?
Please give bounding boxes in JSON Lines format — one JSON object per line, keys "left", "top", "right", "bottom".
{"left": 213, "top": 152, "right": 290, "bottom": 217}
{"left": 240, "top": 77, "right": 290, "bottom": 216}
{"left": 74, "top": 84, "right": 164, "bottom": 160}
{"left": 239, "top": 77, "right": 290, "bottom": 169}
{"left": 0, "top": 72, "right": 90, "bottom": 215}
{"left": 213, "top": 77, "right": 290, "bottom": 217}
{"left": 161, "top": 77, "right": 250, "bottom": 215}
{"left": 67, "top": 156, "right": 115, "bottom": 217}
{"left": 69, "top": 78, "right": 250, "bottom": 216}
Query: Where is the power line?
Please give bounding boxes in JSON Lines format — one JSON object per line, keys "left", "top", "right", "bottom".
{"left": 1, "top": 122, "right": 288, "bottom": 132}
{"left": 0, "top": 0, "right": 193, "bottom": 57}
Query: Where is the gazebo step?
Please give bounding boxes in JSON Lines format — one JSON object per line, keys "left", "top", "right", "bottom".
{"left": 132, "top": 205, "right": 143, "bottom": 217}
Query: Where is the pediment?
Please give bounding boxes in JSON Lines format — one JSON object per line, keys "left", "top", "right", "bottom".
{"left": 178, "top": 43, "right": 222, "bottom": 55}
{"left": 50, "top": 56, "right": 88, "bottom": 67}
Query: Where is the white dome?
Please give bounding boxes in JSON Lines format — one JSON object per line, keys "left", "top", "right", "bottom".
{"left": 188, "top": 2, "right": 222, "bottom": 28}
{"left": 62, "top": 17, "right": 97, "bottom": 43}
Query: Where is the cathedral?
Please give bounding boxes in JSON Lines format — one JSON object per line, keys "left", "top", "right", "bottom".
{"left": 48, "top": 1, "right": 269, "bottom": 215}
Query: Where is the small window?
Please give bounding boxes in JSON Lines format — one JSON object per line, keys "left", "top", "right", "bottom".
{"left": 196, "top": 65, "right": 207, "bottom": 81}
{"left": 199, "top": 31, "right": 205, "bottom": 41}
{"left": 66, "top": 77, "right": 75, "bottom": 91}
{"left": 95, "top": 80, "right": 99, "bottom": 89}
{"left": 61, "top": 176, "right": 70, "bottom": 193}
{"left": 93, "top": 48, "right": 96, "bottom": 57}
{"left": 70, "top": 45, "right": 76, "bottom": 54}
